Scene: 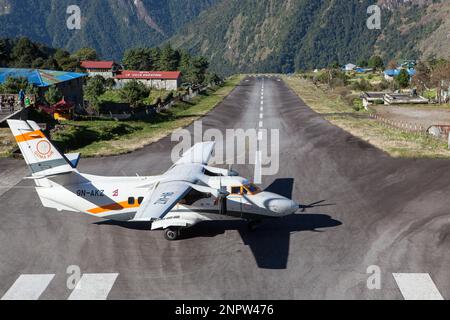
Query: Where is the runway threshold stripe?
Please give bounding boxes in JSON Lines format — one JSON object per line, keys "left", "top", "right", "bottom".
{"left": 393, "top": 273, "right": 444, "bottom": 300}
{"left": 68, "top": 273, "right": 119, "bottom": 300}
{"left": 1, "top": 274, "right": 55, "bottom": 300}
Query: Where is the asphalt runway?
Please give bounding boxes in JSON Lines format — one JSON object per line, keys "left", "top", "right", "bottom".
{"left": 0, "top": 76, "right": 449, "bottom": 299}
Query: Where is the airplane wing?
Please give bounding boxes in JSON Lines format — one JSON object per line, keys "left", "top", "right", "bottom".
{"left": 175, "top": 141, "right": 215, "bottom": 165}
{"left": 132, "top": 142, "right": 216, "bottom": 222}
{"left": 132, "top": 180, "right": 192, "bottom": 222}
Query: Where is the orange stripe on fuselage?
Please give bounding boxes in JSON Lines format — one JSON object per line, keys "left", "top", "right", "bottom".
{"left": 87, "top": 201, "right": 141, "bottom": 214}
{"left": 15, "top": 130, "right": 46, "bottom": 143}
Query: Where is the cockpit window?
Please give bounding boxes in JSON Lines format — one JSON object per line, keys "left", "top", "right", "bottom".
{"left": 231, "top": 186, "right": 241, "bottom": 194}
{"left": 243, "top": 183, "right": 261, "bottom": 195}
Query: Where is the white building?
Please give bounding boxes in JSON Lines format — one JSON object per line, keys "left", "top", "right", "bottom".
{"left": 344, "top": 63, "right": 357, "bottom": 72}
{"left": 115, "top": 71, "right": 182, "bottom": 91}
{"left": 80, "top": 61, "right": 121, "bottom": 79}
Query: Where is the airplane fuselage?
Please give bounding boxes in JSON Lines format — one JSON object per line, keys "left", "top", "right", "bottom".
{"left": 34, "top": 173, "right": 295, "bottom": 228}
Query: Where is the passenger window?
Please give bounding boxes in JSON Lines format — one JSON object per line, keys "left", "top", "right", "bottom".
{"left": 231, "top": 186, "right": 241, "bottom": 194}
{"left": 242, "top": 187, "right": 248, "bottom": 194}
{"left": 128, "top": 197, "right": 135, "bottom": 205}
{"left": 138, "top": 197, "right": 144, "bottom": 204}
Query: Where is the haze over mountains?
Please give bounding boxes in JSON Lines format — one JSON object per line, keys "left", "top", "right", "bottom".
{"left": 1, "top": 0, "right": 449, "bottom": 74}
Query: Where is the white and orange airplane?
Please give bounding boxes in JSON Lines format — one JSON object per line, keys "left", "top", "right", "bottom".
{"left": 7, "top": 119, "right": 300, "bottom": 240}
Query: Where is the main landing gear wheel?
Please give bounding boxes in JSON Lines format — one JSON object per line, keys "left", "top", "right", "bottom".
{"left": 164, "top": 227, "right": 181, "bottom": 241}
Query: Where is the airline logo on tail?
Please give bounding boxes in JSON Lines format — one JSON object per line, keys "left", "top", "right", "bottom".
{"left": 7, "top": 120, "right": 76, "bottom": 177}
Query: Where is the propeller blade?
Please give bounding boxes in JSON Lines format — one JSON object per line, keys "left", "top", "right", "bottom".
{"left": 299, "top": 200, "right": 334, "bottom": 212}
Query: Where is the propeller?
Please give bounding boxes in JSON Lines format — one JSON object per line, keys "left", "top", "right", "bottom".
{"left": 299, "top": 200, "right": 334, "bottom": 213}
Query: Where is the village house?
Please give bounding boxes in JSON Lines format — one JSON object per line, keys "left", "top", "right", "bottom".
{"left": 360, "top": 92, "right": 388, "bottom": 108}
{"left": 384, "top": 68, "right": 416, "bottom": 81}
{"left": 0, "top": 68, "right": 87, "bottom": 107}
{"left": 343, "top": 63, "right": 357, "bottom": 72}
{"left": 114, "top": 71, "right": 182, "bottom": 91}
{"left": 80, "top": 60, "right": 122, "bottom": 78}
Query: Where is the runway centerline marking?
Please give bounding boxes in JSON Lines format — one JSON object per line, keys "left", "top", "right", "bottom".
{"left": 258, "top": 131, "right": 263, "bottom": 141}
{"left": 393, "top": 273, "right": 444, "bottom": 300}
{"left": 254, "top": 150, "right": 262, "bottom": 184}
{"left": 1, "top": 274, "right": 55, "bottom": 300}
{"left": 259, "top": 121, "right": 263, "bottom": 128}
{"left": 260, "top": 113, "right": 263, "bottom": 119}
{"left": 68, "top": 273, "right": 119, "bottom": 300}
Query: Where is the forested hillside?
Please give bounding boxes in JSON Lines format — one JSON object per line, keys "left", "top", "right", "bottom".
{"left": 170, "top": 0, "right": 450, "bottom": 74}
{"left": 0, "top": 0, "right": 219, "bottom": 60}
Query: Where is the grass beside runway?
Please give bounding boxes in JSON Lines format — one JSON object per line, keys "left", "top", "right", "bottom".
{"left": 283, "top": 75, "right": 450, "bottom": 158}
{"left": 0, "top": 128, "right": 16, "bottom": 157}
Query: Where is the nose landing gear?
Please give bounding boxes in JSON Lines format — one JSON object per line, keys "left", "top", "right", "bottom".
{"left": 164, "top": 227, "right": 182, "bottom": 241}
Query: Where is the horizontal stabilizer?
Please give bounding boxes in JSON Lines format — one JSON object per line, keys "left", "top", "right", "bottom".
{"left": 65, "top": 153, "right": 81, "bottom": 168}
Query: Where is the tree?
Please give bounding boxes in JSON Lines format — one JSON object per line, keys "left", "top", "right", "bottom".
{"left": 85, "top": 76, "right": 106, "bottom": 103}
{"left": 368, "top": 55, "right": 384, "bottom": 70}
{"left": 387, "top": 60, "right": 398, "bottom": 70}
{"left": 396, "top": 69, "right": 410, "bottom": 88}
{"left": 190, "top": 56, "right": 209, "bottom": 84}
{"left": 205, "top": 72, "right": 221, "bottom": 86}
{"left": 357, "top": 58, "right": 368, "bottom": 68}
{"left": 1, "top": 77, "right": 28, "bottom": 93}
{"left": 123, "top": 48, "right": 155, "bottom": 71}
{"left": 119, "top": 80, "right": 149, "bottom": 108}
{"left": 44, "top": 86, "right": 62, "bottom": 105}
{"left": 54, "top": 49, "right": 78, "bottom": 71}
{"left": 159, "top": 44, "right": 180, "bottom": 71}
{"left": 73, "top": 47, "right": 98, "bottom": 61}
{"left": 0, "top": 39, "right": 12, "bottom": 67}
{"left": 329, "top": 61, "right": 340, "bottom": 69}
{"left": 10, "top": 37, "right": 38, "bottom": 68}
{"left": 412, "top": 61, "right": 431, "bottom": 93}
{"left": 430, "top": 60, "right": 450, "bottom": 103}
{"left": 104, "top": 78, "right": 116, "bottom": 90}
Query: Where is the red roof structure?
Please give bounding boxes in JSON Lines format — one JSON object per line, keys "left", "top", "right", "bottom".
{"left": 39, "top": 98, "right": 74, "bottom": 114}
{"left": 80, "top": 61, "right": 116, "bottom": 69}
{"left": 115, "top": 71, "right": 181, "bottom": 80}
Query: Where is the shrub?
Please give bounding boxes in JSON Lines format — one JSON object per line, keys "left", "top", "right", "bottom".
{"left": 352, "top": 98, "right": 365, "bottom": 111}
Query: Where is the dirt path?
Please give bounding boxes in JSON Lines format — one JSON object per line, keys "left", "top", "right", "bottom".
{"left": 373, "top": 105, "right": 450, "bottom": 129}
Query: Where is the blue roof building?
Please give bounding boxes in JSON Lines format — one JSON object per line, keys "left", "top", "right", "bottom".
{"left": 0, "top": 68, "right": 87, "bottom": 106}
{"left": 0, "top": 68, "right": 86, "bottom": 87}
{"left": 384, "top": 68, "right": 416, "bottom": 77}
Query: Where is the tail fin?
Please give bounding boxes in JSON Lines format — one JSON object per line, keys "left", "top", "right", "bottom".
{"left": 7, "top": 120, "right": 76, "bottom": 176}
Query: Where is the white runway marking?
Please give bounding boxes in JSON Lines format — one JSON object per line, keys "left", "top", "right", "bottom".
{"left": 260, "top": 113, "right": 263, "bottom": 119}
{"left": 1, "top": 274, "right": 55, "bottom": 300}
{"left": 393, "top": 273, "right": 444, "bottom": 300}
{"left": 254, "top": 150, "right": 262, "bottom": 184}
{"left": 260, "top": 107, "right": 263, "bottom": 112}
{"left": 68, "top": 273, "right": 119, "bottom": 300}
{"left": 261, "top": 101, "right": 264, "bottom": 105}
{"left": 258, "top": 131, "right": 263, "bottom": 141}
{"left": 259, "top": 121, "right": 263, "bottom": 128}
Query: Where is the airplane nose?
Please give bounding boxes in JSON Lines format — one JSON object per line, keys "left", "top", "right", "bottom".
{"left": 268, "top": 199, "right": 299, "bottom": 215}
